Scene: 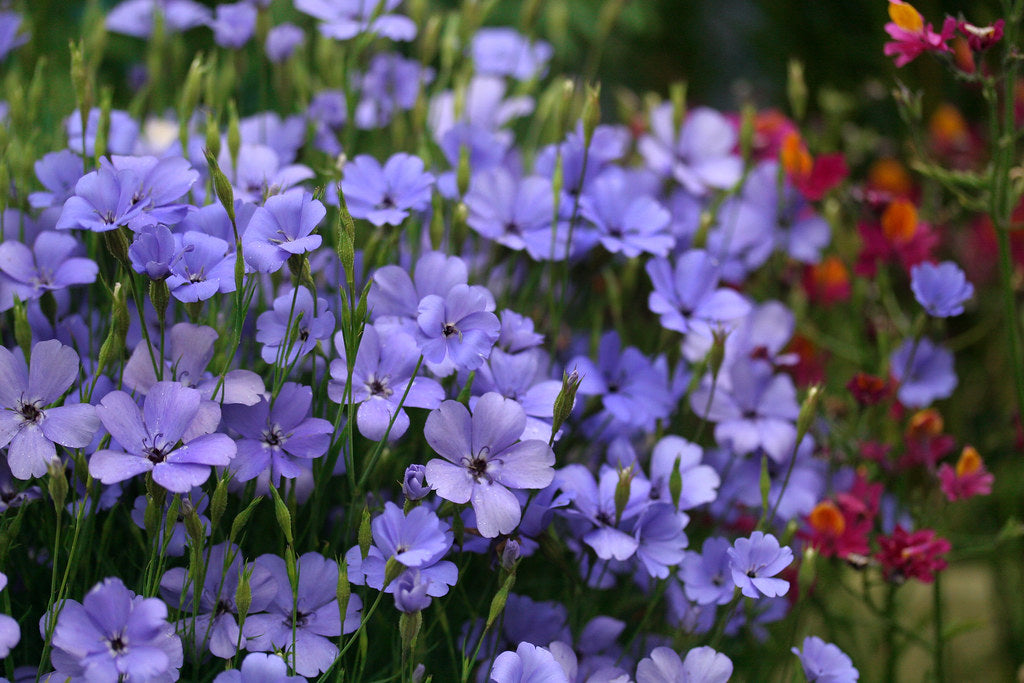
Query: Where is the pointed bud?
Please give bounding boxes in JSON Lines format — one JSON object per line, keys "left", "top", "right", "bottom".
{"left": 787, "top": 59, "right": 807, "bottom": 122}
{"left": 796, "top": 384, "right": 823, "bottom": 449}
{"left": 707, "top": 328, "right": 728, "bottom": 380}
{"left": 267, "top": 483, "right": 293, "bottom": 546}
{"left": 12, "top": 297, "right": 32, "bottom": 365}
{"left": 227, "top": 100, "right": 241, "bottom": 169}
{"left": 46, "top": 461, "right": 68, "bottom": 515}
{"left": 486, "top": 570, "right": 517, "bottom": 630}
{"left": 429, "top": 191, "right": 445, "bottom": 250}
{"left": 149, "top": 279, "right": 170, "bottom": 323}
{"left": 209, "top": 472, "right": 229, "bottom": 533}
{"left": 163, "top": 495, "right": 180, "bottom": 550}
{"left": 798, "top": 547, "right": 817, "bottom": 597}
{"left": 385, "top": 557, "right": 404, "bottom": 586}
{"left": 582, "top": 83, "right": 601, "bottom": 149}
{"left": 97, "top": 282, "right": 129, "bottom": 375}
{"left": 103, "top": 227, "right": 131, "bottom": 266}
{"left": 456, "top": 372, "right": 475, "bottom": 406}
{"left": 668, "top": 455, "right": 683, "bottom": 509}
{"left": 358, "top": 506, "right": 373, "bottom": 559}
{"left": 759, "top": 453, "right": 771, "bottom": 518}
{"left": 179, "top": 54, "right": 205, "bottom": 122}
{"left": 399, "top": 610, "right": 422, "bottom": 654}
{"left": 235, "top": 564, "right": 253, "bottom": 620}
{"left": 70, "top": 41, "right": 93, "bottom": 124}
{"left": 670, "top": 80, "right": 687, "bottom": 134}
{"left": 203, "top": 147, "right": 235, "bottom": 225}
{"left": 335, "top": 184, "right": 357, "bottom": 292}
{"left": 337, "top": 556, "right": 351, "bottom": 630}
{"left": 284, "top": 546, "right": 299, "bottom": 591}
{"left": 550, "top": 369, "right": 581, "bottom": 444}
{"left": 613, "top": 465, "right": 634, "bottom": 525}
{"left": 183, "top": 499, "right": 205, "bottom": 549}
{"left": 456, "top": 144, "right": 471, "bottom": 198}
{"left": 739, "top": 102, "right": 757, "bottom": 163}
{"left": 229, "top": 496, "right": 263, "bottom": 544}
{"left": 205, "top": 111, "right": 221, "bottom": 161}
{"left": 500, "top": 539, "right": 521, "bottom": 571}
{"left": 93, "top": 87, "right": 113, "bottom": 163}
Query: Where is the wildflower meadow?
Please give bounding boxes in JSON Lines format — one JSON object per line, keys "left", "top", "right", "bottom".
{"left": 0, "top": 0, "right": 1022, "bottom": 680}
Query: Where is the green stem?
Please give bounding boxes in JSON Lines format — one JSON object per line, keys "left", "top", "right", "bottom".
{"left": 933, "top": 572, "right": 945, "bottom": 683}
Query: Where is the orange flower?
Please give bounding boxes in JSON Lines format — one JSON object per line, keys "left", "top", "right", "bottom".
{"left": 881, "top": 199, "right": 919, "bottom": 244}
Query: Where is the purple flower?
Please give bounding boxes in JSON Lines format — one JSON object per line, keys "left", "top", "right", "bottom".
{"left": 166, "top": 231, "right": 237, "bottom": 302}
{"left": 403, "top": 464, "right": 430, "bottom": 500}
{"left": 490, "top": 642, "right": 568, "bottom": 683}
{"left": 470, "top": 28, "right": 553, "bottom": 80}
{"left": 646, "top": 249, "right": 751, "bottom": 335}
{"left": 48, "top": 577, "right": 183, "bottom": 682}
{"left": 355, "top": 53, "right": 433, "bottom": 128}
{"left": 256, "top": 286, "right": 335, "bottom": 365}
{"left": 160, "top": 542, "right": 276, "bottom": 658}
{"left": 497, "top": 310, "right": 544, "bottom": 353}
{"left": 727, "top": 531, "right": 793, "bottom": 599}
{"left": 0, "top": 573, "right": 17, "bottom": 658}
{"left": 222, "top": 382, "right": 333, "bottom": 482}
{"left": 328, "top": 325, "right": 443, "bottom": 441}
{"left": 129, "top": 224, "right": 182, "bottom": 279}
{"left": 55, "top": 163, "right": 148, "bottom": 232}
{"left": 367, "top": 251, "right": 470, "bottom": 332}
{"left": 296, "top": 0, "right": 416, "bottom": 42}
{"left": 0, "top": 340, "right": 98, "bottom": 480}
{"left": 208, "top": 2, "right": 257, "bottom": 48}
{"left": 889, "top": 337, "right": 957, "bottom": 407}
{"left": 106, "top": 154, "right": 199, "bottom": 226}
{"left": 265, "top": 23, "right": 305, "bottom": 62}
{"left": 130, "top": 489, "right": 210, "bottom": 557}
{"left": 648, "top": 435, "right": 720, "bottom": 510}
{"left": 555, "top": 464, "right": 651, "bottom": 562}
{"left": 218, "top": 144, "right": 314, "bottom": 203}
{"left": 393, "top": 569, "right": 433, "bottom": 613}
{"left": 636, "top": 646, "right": 733, "bottom": 683}
{"left": 416, "top": 283, "right": 500, "bottom": 374}
{"left": 435, "top": 121, "right": 511, "bottom": 197}
{"left": 910, "top": 260, "right": 973, "bottom": 318}
{"left": 679, "top": 537, "right": 735, "bottom": 606}
{"left": 245, "top": 552, "right": 362, "bottom": 678}
{"left": 581, "top": 167, "right": 674, "bottom": 258}
{"left": 214, "top": 653, "right": 307, "bottom": 683}
{"left": 473, "top": 348, "right": 562, "bottom": 442}
{"left": 792, "top": 636, "right": 859, "bottom": 683}
{"left": 106, "top": 0, "right": 211, "bottom": 38}
{"left": 424, "top": 393, "right": 556, "bottom": 538}
{"left": 0, "top": 11, "right": 28, "bottom": 61}
{"left": 0, "top": 231, "right": 98, "bottom": 302}
{"left": 243, "top": 191, "right": 325, "bottom": 273}
{"left": 639, "top": 104, "right": 743, "bottom": 196}
{"left": 29, "top": 150, "right": 84, "bottom": 221}
{"left": 66, "top": 108, "right": 140, "bottom": 157}
{"left": 633, "top": 502, "right": 689, "bottom": 579}
{"left": 340, "top": 153, "right": 433, "bottom": 227}
{"left": 89, "top": 381, "right": 236, "bottom": 492}
{"left": 239, "top": 113, "right": 307, "bottom": 165}
{"left": 690, "top": 358, "right": 800, "bottom": 462}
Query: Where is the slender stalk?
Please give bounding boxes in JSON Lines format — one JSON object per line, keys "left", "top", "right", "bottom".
{"left": 933, "top": 572, "right": 945, "bottom": 683}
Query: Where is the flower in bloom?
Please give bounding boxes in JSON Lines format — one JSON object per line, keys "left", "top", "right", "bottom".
{"left": 89, "top": 381, "right": 236, "bottom": 493}
{"left": 883, "top": 0, "right": 956, "bottom": 67}
{"left": 208, "top": 2, "right": 256, "bottom": 48}
{"left": 472, "top": 347, "right": 563, "bottom": 442}
{"left": 416, "top": 283, "right": 501, "bottom": 374}
{"left": 243, "top": 191, "right": 326, "bottom": 273}
{"left": 341, "top": 153, "right": 433, "bottom": 227}
{"left": 159, "top": 542, "right": 276, "bottom": 658}
{"left": 646, "top": 249, "right": 751, "bottom": 335}
{"left": 0, "top": 573, "right": 17, "bottom": 658}
{"left": 166, "top": 232, "right": 237, "bottom": 303}
{"left": 0, "top": 340, "right": 99, "bottom": 479}
{"left": 938, "top": 445, "right": 994, "bottom": 501}
{"left": 129, "top": 224, "right": 183, "bottom": 280}
{"left": 555, "top": 463, "right": 651, "bottom": 562}
{"left": 489, "top": 642, "right": 568, "bottom": 683}
{"left": 679, "top": 537, "right": 735, "bottom": 606}
{"left": 876, "top": 526, "right": 950, "bottom": 583}
{"left": 355, "top": 54, "right": 434, "bottom": 128}
{"left": 296, "top": 0, "right": 415, "bottom": 42}
{"left": 213, "top": 652, "right": 307, "bottom": 683}
{"left": 889, "top": 337, "right": 957, "bottom": 407}
{"left": 367, "top": 251, "right": 471, "bottom": 334}
{"left": 799, "top": 499, "right": 872, "bottom": 562}
{"left": 581, "top": 167, "right": 675, "bottom": 258}
{"left": 328, "top": 325, "right": 444, "bottom": 441}
{"left": 803, "top": 256, "right": 851, "bottom": 306}
{"left": 48, "top": 577, "right": 183, "bottom": 682}
{"left": 636, "top": 646, "right": 733, "bottom": 683}
{"left": 223, "top": 382, "right": 333, "bottom": 482}
{"left": 66, "top": 108, "right": 140, "bottom": 157}
{"left": 471, "top": 27, "right": 553, "bottom": 80}
{"left": 256, "top": 286, "right": 335, "bottom": 365}
{"left": 265, "top": 23, "right": 305, "bottom": 63}
{"left": 0, "top": 230, "right": 98, "bottom": 306}
{"left": 958, "top": 19, "right": 1004, "bottom": 52}
{"left": 245, "top": 552, "right": 362, "bottom": 678}
{"left": 792, "top": 636, "right": 860, "bottom": 683}
{"left": 910, "top": 260, "right": 974, "bottom": 317}
{"left": 55, "top": 162, "right": 148, "bottom": 232}
{"left": 106, "top": 0, "right": 211, "bottom": 38}
{"left": 727, "top": 531, "right": 793, "bottom": 599}
{"left": 0, "top": 11, "right": 28, "bottom": 61}
{"left": 424, "top": 393, "right": 556, "bottom": 538}
{"left": 846, "top": 372, "right": 892, "bottom": 406}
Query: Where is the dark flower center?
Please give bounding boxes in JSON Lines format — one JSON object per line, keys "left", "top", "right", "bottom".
{"left": 215, "top": 599, "right": 234, "bottom": 617}
{"left": 262, "top": 425, "right": 286, "bottom": 448}
{"left": 286, "top": 609, "right": 310, "bottom": 629}
{"left": 102, "top": 210, "right": 116, "bottom": 224}
{"left": 504, "top": 221, "right": 521, "bottom": 235}
{"left": 142, "top": 434, "right": 173, "bottom": 464}
{"left": 17, "top": 400, "right": 43, "bottom": 424}
{"left": 379, "top": 194, "right": 396, "bottom": 209}
{"left": 367, "top": 375, "right": 393, "bottom": 398}
{"left": 442, "top": 322, "right": 459, "bottom": 338}
{"left": 463, "top": 448, "right": 494, "bottom": 483}
{"left": 596, "top": 510, "right": 614, "bottom": 526}
{"left": 107, "top": 633, "right": 127, "bottom": 654}
{"left": 0, "top": 489, "right": 17, "bottom": 504}
{"left": 299, "top": 328, "right": 310, "bottom": 342}
{"left": 746, "top": 569, "right": 757, "bottom": 578}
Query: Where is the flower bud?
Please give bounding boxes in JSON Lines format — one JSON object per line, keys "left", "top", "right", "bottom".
{"left": 798, "top": 546, "right": 817, "bottom": 598}
{"left": 358, "top": 506, "right": 373, "bottom": 560}
{"left": 229, "top": 496, "right": 264, "bottom": 545}
{"left": 203, "top": 147, "right": 235, "bottom": 225}
{"left": 787, "top": 59, "right": 807, "bottom": 122}
{"left": 668, "top": 455, "right": 683, "bottom": 510}
{"left": 183, "top": 499, "right": 206, "bottom": 549}
{"left": 209, "top": 472, "right": 229, "bottom": 533}
{"left": 796, "top": 384, "right": 823, "bottom": 449}
{"left": 613, "top": 465, "right": 635, "bottom": 525}
{"left": 582, "top": 83, "right": 601, "bottom": 149}
{"left": 94, "top": 87, "right": 113, "bottom": 162}
{"left": 103, "top": 227, "right": 131, "bottom": 267}
{"left": 268, "top": 483, "right": 293, "bottom": 546}
{"left": 739, "top": 102, "right": 757, "bottom": 163}
{"left": 235, "top": 564, "right": 253, "bottom": 620}
{"left": 97, "top": 282, "right": 129, "bottom": 375}
{"left": 759, "top": 453, "right": 771, "bottom": 518}
{"left": 500, "top": 539, "right": 521, "bottom": 571}
{"left": 227, "top": 100, "right": 241, "bottom": 169}
{"left": 550, "top": 368, "right": 582, "bottom": 444}
{"left": 456, "top": 143, "right": 471, "bottom": 198}
{"left": 12, "top": 297, "right": 31, "bottom": 365}
{"left": 385, "top": 557, "right": 404, "bottom": 586}
{"left": 486, "top": 570, "right": 516, "bottom": 630}
{"left": 403, "top": 464, "right": 430, "bottom": 501}
{"left": 337, "top": 556, "right": 351, "bottom": 627}
{"left": 46, "top": 461, "right": 68, "bottom": 515}
{"left": 670, "top": 80, "right": 687, "bottom": 134}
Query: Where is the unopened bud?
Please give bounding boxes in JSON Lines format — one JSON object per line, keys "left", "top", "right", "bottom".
{"left": 227, "top": 100, "right": 241, "bottom": 169}
{"left": 668, "top": 455, "right": 683, "bottom": 509}
{"left": 798, "top": 546, "right": 818, "bottom": 597}
{"left": 582, "top": 83, "right": 601, "bottom": 149}
{"left": 229, "top": 496, "right": 263, "bottom": 544}
{"left": 358, "top": 507, "right": 373, "bottom": 559}
{"left": 670, "top": 80, "right": 687, "bottom": 134}
{"left": 403, "top": 464, "right": 430, "bottom": 501}
{"left": 103, "top": 226, "right": 131, "bottom": 266}
{"left": 209, "top": 473, "right": 229, "bottom": 533}
{"left": 787, "top": 59, "right": 807, "bottom": 122}
{"left": 486, "top": 570, "right": 516, "bottom": 630}
{"left": 203, "top": 148, "right": 235, "bottom": 224}
{"left": 739, "top": 102, "right": 757, "bottom": 163}
{"left": 94, "top": 87, "right": 113, "bottom": 162}
{"left": 796, "top": 384, "right": 823, "bottom": 448}
{"left": 46, "top": 461, "right": 68, "bottom": 514}
{"left": 550, "top": 369, "right": 582, "bottom": 443}
{"left": 500, "top": 539, "right": 521, "bottom": 571}
{"left": 284, "top": 546, "right": 298, "bottom": 590}
{"left": 385, "top": 557, "right": 404, "bottom": 586}
{"left": 183, "top": 500, "right": 206, "bottom": 549}
{"left": 456, "top": 144, "right": 471, "bottom": 198}
{"left": 613, "top": 465, "right": 634, "bottom": 525}
{"left": 337, "top": 556, "right": 350, "bottom": 628}
{"left": 235, "top": 564, "right": 253, "bottom": 620}
{"left": 205, "top": 112, "right": 221, "bottom": 161}
{"left": 268, "top": 483, "right": 293, "bottom": 546}
{"left": 149, "top": 279, "right": 170, "bottom": 324}
{"left": 758, "top": 453, "right": 771, "bottom": 518}
{"left": 708, "top": 328, "right": 728, "bottom": 380}
{"left": 12, "top": 297, "right": 32, "bottom": 365}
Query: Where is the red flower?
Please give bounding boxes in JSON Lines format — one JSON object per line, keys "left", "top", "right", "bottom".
{"left": 938, "top": 445, "right": 994, "bottom": 501}
{"left": 901, "top": 409, "right": 955, "bottom": 469}
{"left": 847, "top": 372, "right": 892, "bottom": 406}
{"left": 883, "top": 1, "right": 957, "bottom": 67}
{"left": 780, "top": 132, "right": 848, "bottom": 201}
{"left": 803, "top": 257, "right": 851, "bottom": 306}
{"left": 958, "top": 19, "right": 1004, "bottom": 52}
{"left": 876, "top": 526, "right": 951, "bottom": 583}
{"left": 800, "top": 499, "right": 872, "bottom": 561}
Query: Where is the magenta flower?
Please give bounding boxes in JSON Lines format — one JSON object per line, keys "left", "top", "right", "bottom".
{"left": 883, "top": 1, "right": 956, "bottom": 67}
{"left": 89, "top": 381, "right": 236, "bottom": 493}
{"left": 0, "top": 340, "right": 98, "bottom": 480}
{"left": 424, "top": 393, "right": 556, "bottom": 538}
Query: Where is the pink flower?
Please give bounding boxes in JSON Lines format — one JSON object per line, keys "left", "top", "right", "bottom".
{"left": 876, "top": 526, "right": 951, "bottom": 583}
{"left": 958, "top": 19, "right": 1004, "bottom": 52}
{"left": 883, "top": 1, "right": 956, "bottom": 67}
{"left": 938, "top": 445, "right": 994, "bottom": 501}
